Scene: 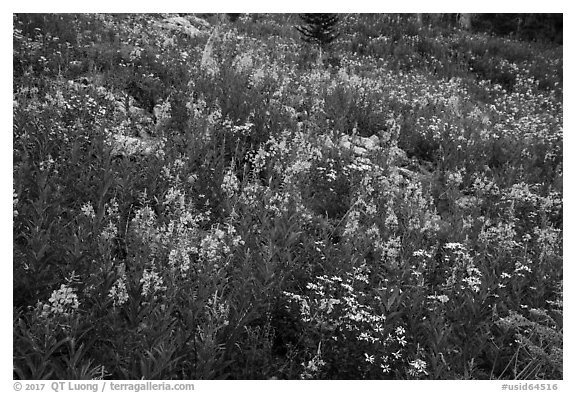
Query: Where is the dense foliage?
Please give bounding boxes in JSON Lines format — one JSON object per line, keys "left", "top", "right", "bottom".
{"left": 13, "top": 13, "right": 562, "bottom": 380}
{"left": 473, "top": 14, "right": 562, "bottom": 44}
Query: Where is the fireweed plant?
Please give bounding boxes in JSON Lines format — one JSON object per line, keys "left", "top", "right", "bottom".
{"left": 14, "top": 14, "right": 562, "bottom": 379}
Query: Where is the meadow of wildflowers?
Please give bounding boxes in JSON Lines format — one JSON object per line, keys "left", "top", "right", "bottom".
{"left": 13, "top": 13, "right": 562, "bottom": 380}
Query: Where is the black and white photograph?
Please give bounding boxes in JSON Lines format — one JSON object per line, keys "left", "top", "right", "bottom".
{"left": 12, "top": 7, "right": 564, "bottom": 383}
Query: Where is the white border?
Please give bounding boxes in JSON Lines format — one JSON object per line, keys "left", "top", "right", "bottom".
{"left": 4, "top": 4, "right": 571, "bottom": 390}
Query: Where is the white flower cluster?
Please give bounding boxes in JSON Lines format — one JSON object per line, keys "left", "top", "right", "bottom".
{"left": 109, "top": 271, "right": 129, "bottom": 307}
{"left": 427, "top": 294, "right": 450, "bottom": 304}
{"left": 285, "top": 264, "right": 412, "bottom": 375}
{"left": 221, "top": 166, "right": 240, "bottom": 197}
{"left": 407, "top": 358, "right": 429, "bottom": 377}
{"left": 140, "top": 267, "right": 166, "bottom": 297}
{"left": 198, "top": 224, "right": 244, "bottom": 269}
{"left": 41, "top": 284, "right": 80, "bottom": 318}
{"left": 81, "top": 202, "right": 96, "bottom": 219}
{"left": 13, "top": 188, "right": 19, "bottom": 218}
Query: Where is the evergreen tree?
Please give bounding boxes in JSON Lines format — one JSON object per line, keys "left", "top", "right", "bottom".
{"left": 296, "top": 14, "right": 340, "bottom": 47}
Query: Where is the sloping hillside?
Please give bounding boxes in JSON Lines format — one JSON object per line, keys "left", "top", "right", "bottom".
{"left": 13, "top": 14, "right": 562, "bottom": 380}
